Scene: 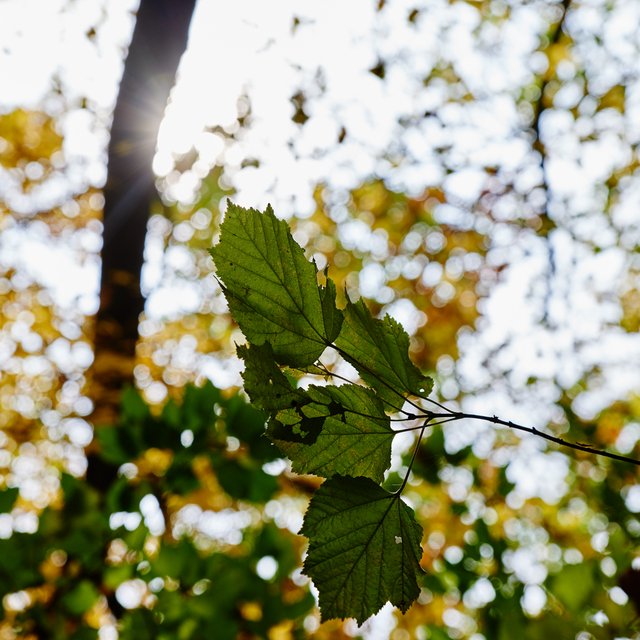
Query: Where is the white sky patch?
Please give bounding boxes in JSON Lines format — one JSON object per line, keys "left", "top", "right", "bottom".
{"left": 521, "top": 584, "right": 547, "bottom": 616}
{"left": 384, "top": 298, "right": 426, "bottom": 336}
{"left": 463, "top": 577, "right": 496, "bottom": 609}
{"left": 110, "top": 511, "right": 142, "bottom": 531}
{"left": 624, "top": 485, "right": 640, "bottom": 513}
{"left": 358, "top": 262, "right": 386, "bottom": 299}
{"left": 145, "top": 281, "right": 201, "bottom": 318}
{"left": 140, "top": 493, "right": 165, "bottom": 536}
{"left": 0, "top": 226, "right": 100, "bottom": 313}
{"left": 115, "top": 578, "right": 147, "bottom": 609}
{"left": 255, "top": 555, "right": 278, "bottom": 581}
{"left": 444, "top": 167, "right": 487, "bottom": 204}
{"left": 507, "top": 451, "right": 570, "bottom": 505}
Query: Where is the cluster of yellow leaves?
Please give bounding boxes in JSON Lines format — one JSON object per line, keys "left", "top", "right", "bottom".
{"left": 0, "top": 109, "right": 63, "bottom": 193}
{"left": 136, "top": 314, "right": 235, "bottom": 401}
{"left": 0, "top": 110, "right": 102, "bottom": 503}
{"left": 621, "top": 283, "right": 640, "bottom": 334}
{"left": 0, "top": 271, "right": 91, "bottom": 437}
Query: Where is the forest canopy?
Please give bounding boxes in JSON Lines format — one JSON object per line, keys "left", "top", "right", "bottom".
{"left": 0, "top": 0, "right": 639, "bottom": 638}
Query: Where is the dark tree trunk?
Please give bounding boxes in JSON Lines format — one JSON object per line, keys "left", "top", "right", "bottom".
{"left": 90, "top": 0, "right": 196, "bottom": 430}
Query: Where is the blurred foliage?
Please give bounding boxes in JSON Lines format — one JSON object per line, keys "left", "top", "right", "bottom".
{"left": 0, "top": 0, "right": 640, "bottom": 635}
{"left": 299, "top": 181, "right": 491, "bottom": 371}
{"left": 0, "top": 382, "right": 317, "bottom": 638}
{"left": 0, "top": 109, "right": 101, "bottom": 510}
{"left": 135, "top": 168, "right": 240, "bottom": 398}
{"left": 0, "top": 109, "right": 63, "bottom": 193}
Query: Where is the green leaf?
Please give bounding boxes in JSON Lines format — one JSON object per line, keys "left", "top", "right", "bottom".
{"left": 180, "top": 381, "right": 220, "bottom": 436}
{"left": 97, "top": 427, "right": 135, "bottom": 465}
{"left": 268, "top": 384, "right": 393, "bottom": 482}
{"left": 214, "top": 457, "right": 279, "bottom": 502}
{"left": 0, "top": 487, "right": 18, "bottom": 513}
{"left": 238, "top": 342, "right": 306, "bottom": 412}
{"left": 164, "top": 450, "right": 201, "bottom": 495}
{"left": 225, "top": 398, "right": 279, "bottom": 462}
{"left": 60, "top": 580, "right": 100, "bottom": 616}
{"left": 336, "top": 300, "right": 433, "bottom": 409}
{"left": 121, "top": 386, "right": 150, "bottom": 422}
{"left": 551, "top": 562, "right": 595, "bottom": 612}
{"left": 301, "top": 476, "right": 423, "bottom": 623}
{"left": 319, "top": 274, "right": 344, "bottom": 344}
{"left": 210, "top": 203, "right": 343, "bottom": 366}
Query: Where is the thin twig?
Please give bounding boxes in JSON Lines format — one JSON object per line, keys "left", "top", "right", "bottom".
{"left": 415, "top": 393, "right": 455, "bottom": 414}
{"left": 443, "top": 410, "right": 640, "bottom": 466}
{"left": 393, "top": 416, "right": 459, "bottom": 433}
{"left": 396, "top": 420, "right": 430, "bottom": 494}
{"left": 292, "top": 348, "right": 640, "bottom": 466}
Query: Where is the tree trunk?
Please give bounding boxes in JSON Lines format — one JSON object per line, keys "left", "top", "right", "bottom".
{"left": 89, "top": 0, "right": 196, "bottom": 431}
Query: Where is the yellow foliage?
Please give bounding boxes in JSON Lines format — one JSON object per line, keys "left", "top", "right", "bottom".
{"left": 268, "top": 620, "right": 295, "bottom": 639}
{"left": 597, "top": 84, "right": 626, "bottom": 113}
{"left": 306, "top": 180, "right": 488, "bottom": 370}
{"left": 239, "top": 601, "right": 263, "bottom": 621}
{"left": 621, "top": 287, "right": 640, "bottom": 333}
{"left": 0, "top": 109, "right": 62, "bottom": 173}
{"left": 136, "top": 447, "right": 174, "bottom": 477}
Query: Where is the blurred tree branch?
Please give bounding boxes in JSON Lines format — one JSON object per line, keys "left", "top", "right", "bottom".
{"left": 532, "top": 0, "right": 572, "bottom": 323}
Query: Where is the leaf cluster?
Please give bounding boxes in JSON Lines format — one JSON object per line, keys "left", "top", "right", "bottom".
{"left": 210, "top": 203, "right": 437, "bottom": 622}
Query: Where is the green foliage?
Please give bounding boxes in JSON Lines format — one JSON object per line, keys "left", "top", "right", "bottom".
{"left": 336, "top": 299, "right": 433, "bottom": 410}
{"left": 0, "top": 487, "right": 18, "bottom": 513}
{"left": 237, "top": 342, "right": 306, "bottom": 412}
{"left": 268, "top": 383, "right": 393, "bottom": 482}
{"left": 0, "top": 383, "right": 314, "bottom": 637}
{"left": 211, "top": 203, "right": 435, "bottom": 621}
{"left": 551, "top": 562, "right": 596, "bottom": 613}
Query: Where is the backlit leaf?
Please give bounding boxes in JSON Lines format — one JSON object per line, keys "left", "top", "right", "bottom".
{"left": 238, "top": 342, "right": 306, "bottom": 412}
{"left": 301, "top": 476, "right": 423, "bottom": 623}
{"left": 336, "top": 300, "right": 433, "bottom": 410}
{"left": 268, "top": 384, "right": 393, "bottom": 482}
{"left": 210, "top": 203, "right": 343, "bottom": 366}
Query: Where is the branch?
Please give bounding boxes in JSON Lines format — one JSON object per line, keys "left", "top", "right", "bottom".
{"left": 435, "top": 410, "right": 640, "bottom": 466}
{"left": 396, "top": 420, "right": 430, "bottom": 494}
{"left": 531, "top": 0, "right": 572, "bottom": 323}
{"left": 298, "top": 363, "right": 640, "bottom": 466}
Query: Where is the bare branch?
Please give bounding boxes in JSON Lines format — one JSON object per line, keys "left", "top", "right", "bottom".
{"left": 435, "top": 410, "right": 640, "bottom": 467}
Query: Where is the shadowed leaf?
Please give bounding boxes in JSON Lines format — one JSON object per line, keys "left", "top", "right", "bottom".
{"left": 238, "top": 342, "right": 306, "bottom": 412}
{"left": 302, "top": 476, "right": 423, "bottom": 623}
{"left": 269, "top": 384, "right": 394, "bottom": 482}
